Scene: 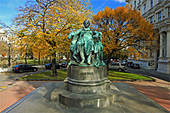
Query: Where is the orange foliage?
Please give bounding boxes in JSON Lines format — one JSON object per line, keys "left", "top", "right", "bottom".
{"left": 92, "top": 5, "right": 155, "bottom": 61}
{"left": 1, "top": 52, "right": 6, "bottom": 57}
{"left": 13, "top": 0, "right": 93, "bottom": 59}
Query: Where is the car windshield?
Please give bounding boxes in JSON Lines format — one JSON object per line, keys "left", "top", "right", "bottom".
{"left": 14, "top": 65, "right": 19, "bottom": 67}
{"left": 26, "top": 65, "right": 31, "bottom": 67}
{"left": 111, "top": 63, "right": 119, "bottom": 66}
{"left": 14, "top": 65, "right": 23, "bottom": 67}
{"left": 46, "top": 63, "right": 51, "bottom": 65}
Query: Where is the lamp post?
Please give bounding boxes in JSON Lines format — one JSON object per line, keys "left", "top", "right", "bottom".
{"left": 8, "top": 43, "right": 11, "bottom": 66}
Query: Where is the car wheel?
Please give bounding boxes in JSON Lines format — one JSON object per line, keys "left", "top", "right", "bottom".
{"left": 19, "top": 69, "right": 23, "bottom": 73}
{"left": 33, "top": 68, "right": 37, "bottom": 72}
{"left": 118, "top": 68, "right": 122, "bottom": 72}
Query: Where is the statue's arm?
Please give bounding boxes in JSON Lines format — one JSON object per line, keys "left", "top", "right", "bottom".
{"left": 92, "top": 30, "right": 99, "bottom": 39}
{"left": 68, "top": 32, "right": 74, "bottom": 40}
{"left": 99, "top": 32, "right": 102, "bottom": 41}
{"left": 75, "top": 29, "right": 82, "bottom": 35}
{"left": 68, "top": 29, "right": 82, "bottom": 40}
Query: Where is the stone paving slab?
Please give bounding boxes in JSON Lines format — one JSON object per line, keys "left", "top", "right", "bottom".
{"left": 125, "top": 78, "right": 170, "bottom": 111}
{"left": 2, "top": 82, "right": 169, "bottom": 113}
{"left": 0, "top": 81, "right": 35, "bottom": 112}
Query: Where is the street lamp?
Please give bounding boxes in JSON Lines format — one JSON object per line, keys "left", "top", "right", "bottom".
{"left": 8, "top": 43, "right": 11, "bottom": 66}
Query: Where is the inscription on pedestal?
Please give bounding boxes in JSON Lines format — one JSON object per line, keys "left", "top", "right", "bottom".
{"left": 79, "top": 72, "right": 94, "bottom": 75}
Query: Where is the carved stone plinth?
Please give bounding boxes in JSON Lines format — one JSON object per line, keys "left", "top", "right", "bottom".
{"left": 64, "top": 65, "right": 110, "bottom": 94}
{"left": 58, "top": 65, "right": 121, "bottom": 108}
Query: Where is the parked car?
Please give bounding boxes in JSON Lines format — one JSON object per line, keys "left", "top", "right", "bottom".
{"left": 133, "top": 63, "right": 140, "bottom": 69}
{"left": 109, "top": 62, "right": 127, "bottom": 72}
{"left": 127, "top": 62, "right": 134, "bottom": 67}
{"left": 45, "top": 63, "right": 61, "bottom": 69}
{"left": 121, "top": 61, "right": 127, "bottom": 66}
{"left": 61, "top": 62, "right": 67, "bottom": 68}
{"left": 13, "top": 64, "right": 38, "bottom": 73}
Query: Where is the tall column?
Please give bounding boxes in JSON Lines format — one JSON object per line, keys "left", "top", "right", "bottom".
{"left": 167, "top": 31, "right": 170, "bottom": 59}
{"left": 167, "top": 31, "right": 170, "bottom": 74}
{"left": 159, "top": 33, "right": 163, "bottom": 61}
{"left": 154, "top": 48, "right": 158, "bottom": 70}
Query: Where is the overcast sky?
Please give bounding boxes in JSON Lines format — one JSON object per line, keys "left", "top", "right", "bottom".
{"left": 0, "top": 0, "right": 126, "bottom": 26}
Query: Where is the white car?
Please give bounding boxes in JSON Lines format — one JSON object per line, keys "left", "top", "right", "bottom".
{"left": 109, "top": 62, "right": 127, "bottom": 72}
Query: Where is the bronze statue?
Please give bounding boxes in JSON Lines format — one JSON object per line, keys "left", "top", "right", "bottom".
{"left": 68, "top": 20, "right": 105, "bottom": 67}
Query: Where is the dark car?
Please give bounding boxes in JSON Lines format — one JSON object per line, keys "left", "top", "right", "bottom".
{"left": 133, "top": 63, "right": 140, "bottom": 69}
{"left": 45, "top": 63, "right": 61, "bottom": 70}
{"left": 13, "top": 64, "right": 38, "bottom": 73}
{"left": 127, "top": 62, "right": 134, "bottom": 67}
{"left": 61, "top": 62, "right": 67, "bottom": 68}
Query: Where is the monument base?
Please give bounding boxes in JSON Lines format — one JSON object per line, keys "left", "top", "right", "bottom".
{"left": 53, "top": 86, "right": 121, "bottom": 108}
{"left": 57, "top": 65, "right": 121, "bottom": 108}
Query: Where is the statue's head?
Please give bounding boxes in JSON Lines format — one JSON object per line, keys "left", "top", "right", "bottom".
{"left": 83, "top": 20, "right": 90, "bottom": 28}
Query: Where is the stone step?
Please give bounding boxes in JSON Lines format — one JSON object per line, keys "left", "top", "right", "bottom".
{"left": 51, "top": 84, "right": 122, "bottom": 108}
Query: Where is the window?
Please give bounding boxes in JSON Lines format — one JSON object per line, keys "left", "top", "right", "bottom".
{"left": 111, "top": 63, "right": 119, "bottom": 66}
{"left": 158, "top": 0, "right": 162, "bottom": 2}
{"left": 168, "top": 7, "right": 170, "bottom": 17}
{"left": 158, "top": 11, "right": 162, "bottom": 21}
{"left": 150, "top": 16, "right": 153, "bottom": 23}
{"left": 134, "top": 1, "right": 136, "bottom": 8}
{"left": 151, "top": 0, "right": 153, "bottom": 8}
{"left": 144, "top": 4, "right": 146, "bottom": 12}
{"left": 138, "top": 8, "right": 140, "bottom": 12}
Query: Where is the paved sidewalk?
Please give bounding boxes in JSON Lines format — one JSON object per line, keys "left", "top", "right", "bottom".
{"left": 2, "top": 82, "right": 169, "bottom": 113}
{"left": 125, "top": 77, "right": 170, "bottom": 111}
{"left": 0, "top": 80, "right": 49, "bottom": 112}
{"left": 0, "top": 79, "right": 169, "bottom": 112}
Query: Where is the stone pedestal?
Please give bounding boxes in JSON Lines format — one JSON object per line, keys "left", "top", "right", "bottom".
{"left": 58, "top": 65, "right": 121, "bottom": 108}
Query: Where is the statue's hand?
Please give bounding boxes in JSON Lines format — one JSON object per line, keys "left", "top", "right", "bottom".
{"left": 68, "top": 33, "right": 73, "bottom": 40}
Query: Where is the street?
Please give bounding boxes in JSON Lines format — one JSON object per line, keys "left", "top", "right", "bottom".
{"left": 125, "top": 67, "right": 170, "bottom": 82}
{"left": 0, "top": 66, "right": 170, "bottom": 84}
{"left": 0, "top": 69, "right": 51, "bottom": 84}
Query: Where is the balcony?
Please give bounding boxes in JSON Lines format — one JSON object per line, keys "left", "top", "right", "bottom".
{"left": 154, "top": 18, "right": 170, "bottom": 28}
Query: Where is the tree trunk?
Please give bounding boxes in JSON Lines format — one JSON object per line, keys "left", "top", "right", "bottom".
{"left": 67, "top": 52, "right": 70, "bottom": 63}
{"left": 106, "top": 52, "right": 115, "bottom": 76}
{"left": 38, "top": 52, "right": 40, "bottom": 65}
{"left": 25, "top": 53, "right": 27, "bottom": 64}
{"left": 43, "top": 58, "right": 44, "bottom": 64}
{"left": 50, "top": 56, "right": 51, "bottom": 63}
{"left": 52, "top": 53, "right": 57, "bottom": 76}
{"left": 106, "top": 60, "right": 110, "bottom": 76}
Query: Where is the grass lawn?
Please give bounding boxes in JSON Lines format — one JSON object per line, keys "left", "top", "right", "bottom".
{"left": 19, "top": 70, "right": 67, "bottom": 81}
{"left": 19, "top": 59, "right": 51, "bottom": 65}
{"left": 108, "top": 71, "right": 153, "bottom": 81}
{"left": 19, "top": 70, "right": 154, "bottom": 81}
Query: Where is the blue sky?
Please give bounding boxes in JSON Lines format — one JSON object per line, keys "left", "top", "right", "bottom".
{"left": 0, "top": 0, "right": 126, "bottom": 26}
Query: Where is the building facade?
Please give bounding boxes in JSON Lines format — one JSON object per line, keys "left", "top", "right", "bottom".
{"left": 0, "top": 29, "right": 9, "bottom": 59}
{"left": 0, "top": 29, "right": 9, "bottom": 43}
{"left": 126, "top": 0, "right": 170, "bottom": 74}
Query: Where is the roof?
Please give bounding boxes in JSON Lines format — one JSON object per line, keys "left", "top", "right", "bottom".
{"left": 0, "top": 29, "right": 6, "bottom": 34}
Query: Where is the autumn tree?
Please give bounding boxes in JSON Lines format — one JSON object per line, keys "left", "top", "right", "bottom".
{"left": 32, "top": 38, "right": 50, "bottom": 64}
{"left": 0, "top": 43, "right": 8, "bottom": 60}
{"left": 13, "top": 0, "right": 92, "bottom": 76}
{"left": 92, "top": 5, "right": 155, "bottom": 72}
{"left": 0, "top": 20, "right": 19, "bottom": 65}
